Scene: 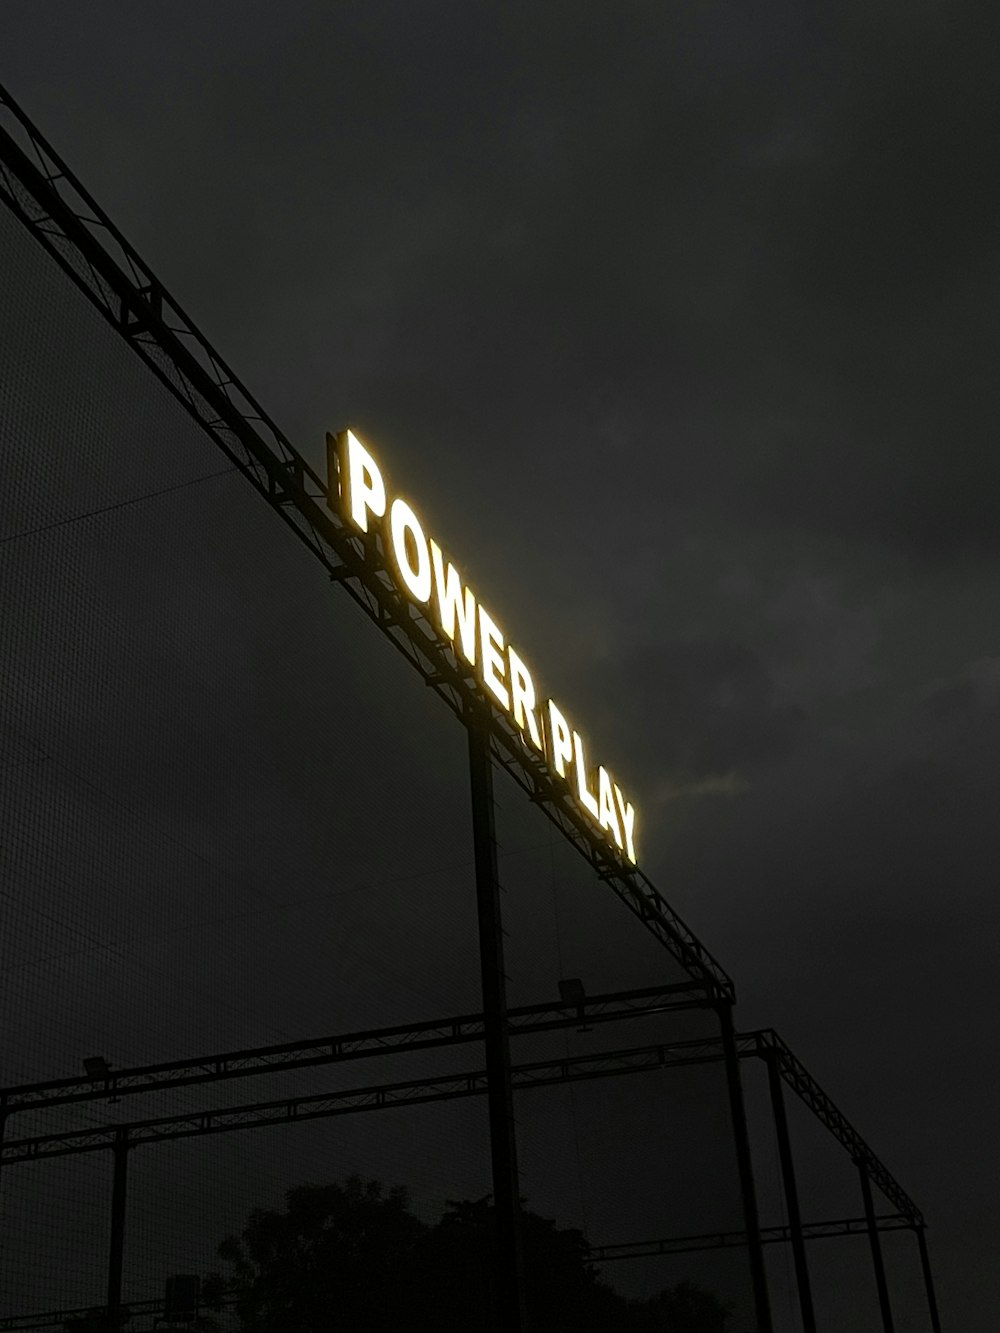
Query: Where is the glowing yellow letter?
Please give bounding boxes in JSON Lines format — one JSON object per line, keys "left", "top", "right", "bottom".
{"left": 478, "top": 605, "right": 510, "bottom": 711}
{"left": 339, "top": 429, "right": 386, "bottom": 534}
{"left": 389, "top": 498, "right": 432, "bottom": 603}
{"left": 613, "top": 783, "right": 637, "bottom": 865}
{"left": 430, "top": 540, "right": 477, "bottom": 667}
{"left": 572, "top": 731, "right": 600, "bottom": 820}
{"left": 598, "top": 767, "right": 624, "bottom": 850}
{"left": 545, "top": 700, "right": 573, "bottom": 778}
{"left": 507, "top": 647, "right": 543, "bottom": 751}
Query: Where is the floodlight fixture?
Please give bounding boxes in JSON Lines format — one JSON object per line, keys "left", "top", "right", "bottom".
{"left": 558, "top": 978, "right": 593, "bottom": 1031}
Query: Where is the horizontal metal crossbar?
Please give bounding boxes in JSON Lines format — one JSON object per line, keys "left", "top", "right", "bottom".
{"left": 591, "top": 1213, "right": 914, "bottom": 1261}
{"left": 0, "top": 982, "right": 709, "bottom": 1114}
{"left": 1, "top": 1039, "right": 728, "bottom": 1163}
{"left": 0, "top": 1022, "right": 922, "bottom": 1226}
{"left": 0, "top": 1214, "right": 918, "bottom": 1331}
{"left": 0, "top": 80, "right": 733, "bottom": 1000}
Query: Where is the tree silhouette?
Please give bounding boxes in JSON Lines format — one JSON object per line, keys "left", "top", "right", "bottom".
{"left": 207, "top": 1175, "right": 731, "bottom": 1332}
{"left": 215, "top": 1177, "right": 424, "bottom": 1332}
{"left": 416, "top": 1194, "right": 625, "bottom": 1332}
{"left": 628, "top": 1280, "right": 732, "bottom": 1333}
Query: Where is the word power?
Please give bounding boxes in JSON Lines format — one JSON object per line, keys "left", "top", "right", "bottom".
{"left": 329, "top": 429, "right": 638, "bottom": 866}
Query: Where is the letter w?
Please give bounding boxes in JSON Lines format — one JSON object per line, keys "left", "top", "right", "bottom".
{"left": 430, "top": 540, "right": 477, "bottom": 668}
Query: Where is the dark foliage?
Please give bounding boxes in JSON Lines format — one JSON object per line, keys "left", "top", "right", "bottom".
{"left": 206, "top": 1175, "right": 730, "bottom": 1332}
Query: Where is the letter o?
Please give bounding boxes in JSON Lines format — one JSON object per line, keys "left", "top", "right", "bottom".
{"left": 389, "top": 498, "right": 432, "bottom": 603}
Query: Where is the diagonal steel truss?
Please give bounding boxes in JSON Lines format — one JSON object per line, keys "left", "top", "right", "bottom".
{"left": 742, "top": 1030, "right": 923, "bottom": 1226}
{"left": 0, "top": 81, "right": 732, "bottom": 1000}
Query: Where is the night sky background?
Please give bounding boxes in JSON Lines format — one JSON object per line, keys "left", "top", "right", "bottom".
{"left": 2, "top": 4, "right": 998, "bottom": 1330}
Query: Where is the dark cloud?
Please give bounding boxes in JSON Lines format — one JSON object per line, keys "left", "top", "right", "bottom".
{"left": 3, "top": 3, "right": 1000, "bottom": 1327}
{"left": 573, "top": 637, "right": 804, "bottom": 787}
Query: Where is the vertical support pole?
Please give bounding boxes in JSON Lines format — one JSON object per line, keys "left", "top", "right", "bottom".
{"left": 107, "top": 1127, "right": 129, "bottom": 1330}
{"left": 467, "top": 709, "right": 527, "bottom": 1333}
{"left": 0, "top": 1100, "right": 7, "bottom": 1218}
{"left": 915, "top": 1226, "right": 942, "bottom": 1333}
{"left": 717, "top": 1004, "right": 772, "bottom": 1333}
{"left": 764, "top": 1048, "right": 816, "bottom": 1333}
{"left": 857, "top": 1159, "right": 895, "bottom": 1333}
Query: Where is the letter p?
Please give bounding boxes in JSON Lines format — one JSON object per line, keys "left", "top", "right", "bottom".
{"left": 337, "top": 429, "right": 386, "bottom": 533}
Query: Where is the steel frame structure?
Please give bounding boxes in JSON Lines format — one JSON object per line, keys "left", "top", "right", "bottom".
{"left": 0, "top": 1038, "right": 736, "bottom": 1163}
{"left": 0, "top": 1026, "right": 937, "bottom": 1330}
{"left": 0, "top": 79, "right": 743, "bottom": 1327}
{"left": 0, "top": 77, "right": 755, "bottom": 1330}
{"left": 0, "top": 81, "right": 942, "bottom": 1332}
{"left": 744, "top": 1030, "right": 920, "bottom": 1225}
{"left": 0, "top": 81, "right": 730, "bottom": 1002}
{"left": 0, "top": 1015, "right": 922, "bottom": 1229}
{"left": 0, "top": 1028, "right": 919, "bottom": 1224}
{"left": 0, "top": 982, "right": 708, "bottom": 1116}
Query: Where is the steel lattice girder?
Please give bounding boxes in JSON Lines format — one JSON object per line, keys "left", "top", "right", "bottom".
{"left": 1, "top": 1039, "right": 728, "bottom": 1162}
{"left": 0, "top": 82, "right": 732, "bottom": 1000}
{"left": 0, "top": 1005, "right": 922, "bottom": 1225}
{"left": 0, "top": 982, "right": 710, "bottom": 1114}
{"left": 742, "top": 1030, "right": 924, "bottom": 1226}
{"left": 1, "top": 1027, "right": 922, "bottom": 1226}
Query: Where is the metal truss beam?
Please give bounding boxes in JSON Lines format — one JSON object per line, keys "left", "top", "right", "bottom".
{"left": 0, "top": 1019, "right": 921, "bottom": 1226}
{"left": 0, "top": 1214, "right": 915, "bottom": 1332}
{"left": 0, "top": 982, "right": 707, "bottom": 1115}
{"left": 743, "top": 1031, "right": 924, "bottom": 1227}
{"left": 591, "top": 1213, "right": 913, "bottom": 1262}
{"left": 1, "top": 1038, "right": 730, "bottom": 1164}
{"left": 0, "top": 81, "right": 733, "bottom": 1001}
{"left": 0, "top": 1029, "right": 923, "bottom": 1235}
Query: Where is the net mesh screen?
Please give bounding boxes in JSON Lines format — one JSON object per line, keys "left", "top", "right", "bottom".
{"left": 0, "top": 184, "right": 919, "bottom": 1332}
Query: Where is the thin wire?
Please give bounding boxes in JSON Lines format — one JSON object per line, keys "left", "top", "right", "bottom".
{"left": 0, "top": 466, "right": 237, "bottom": 547}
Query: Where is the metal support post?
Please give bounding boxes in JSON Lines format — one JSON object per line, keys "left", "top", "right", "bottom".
{"left": 467, "top": 709, "right": 527, "bottom": 1332}
{"left": 0, "top": 1102, "right": 6, "bottom": 1214}
{"left": 717, "top": 1003, "right": 772, "bottom": 1333}
{"left": 915, "top": 1226, "right": 942, "bottom": 1333}
{"left": 764, "top": 1050, "right": 816, "bottom": 1332}
{"left": 106, "top": 1128, "right": 130, "bottom": 1330}
{"left": 857, "top": 1159, "right": 895, "bottom": 1333}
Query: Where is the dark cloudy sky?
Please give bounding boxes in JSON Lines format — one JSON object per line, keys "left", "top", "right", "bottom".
{"left": 2, "top": 3, "right": 999, "bottom": 1329}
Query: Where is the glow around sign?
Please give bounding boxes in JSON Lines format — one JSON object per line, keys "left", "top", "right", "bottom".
{"left": 330, "top": 430, "right": 638, "bottom": 866}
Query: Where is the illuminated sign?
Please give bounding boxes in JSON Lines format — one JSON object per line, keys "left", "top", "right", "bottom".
{"left": 329, "top": 430, "right": 638, "bottom": 866}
